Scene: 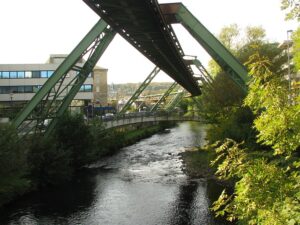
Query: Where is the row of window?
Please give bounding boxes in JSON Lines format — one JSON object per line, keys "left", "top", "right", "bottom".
{"left": 0, "top": 85, "right": 93, "bottom": 94}
{"left": 0, "top": 71, "right": 93, "bottom": 79}
{"left": 0, "top": 71, "right": 54, "bottom": 79}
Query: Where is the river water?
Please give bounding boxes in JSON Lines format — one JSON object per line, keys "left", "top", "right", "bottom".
{"left": 0, "top": 122, "right": 228, "bottom": 225}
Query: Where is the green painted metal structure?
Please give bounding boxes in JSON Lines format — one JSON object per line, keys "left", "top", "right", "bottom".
{"left": 191, "top": 59, "right": 213, "bottom": 84}
{"left": 13, "top": 19, "right": 116, "bottom": 135}
{"left": 12, "top": 1, "right": 251, "bottom": 135}
{"left": 84, "top": 0, "right": 201, "bottom": 96}
{"left": 150, "top": 82, "right": 178, "bottom": 112}
{"left": 165, "top": 90, "right": 186, "bottom": 112}
{"left": 160, "top": 3, "right": 249, "bottom": 92}
{"left": 118, "top": 67, "right": 160, "bottom": 115}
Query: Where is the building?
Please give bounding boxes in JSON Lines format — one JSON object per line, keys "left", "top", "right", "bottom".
{"left": 0, "top": 55, "right": 108, "bottom": 110}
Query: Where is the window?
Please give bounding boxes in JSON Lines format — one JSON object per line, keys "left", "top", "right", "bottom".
{"left": 48, "top": 71, "right": 54, "bottom": 77}
{"left": 2, "top": 72, "right": 9, "bottom": 78}
{"left": 85, "top": 84, "right": 92, "bottom": 92}
{"left": 17, "top": 71, "right": 25, "bottom": 78}
{"left": 10, "top": 86, "right": 18, "bottom": 93}
{"left": 41, "top": 71, "right": 48, "bottom": 78}
{"left": 17, "top": 86, "right": 25, "bottom": 93}
{"left": 31, "top": 71, "right": 40, "bottom": 78}
{"left": 25, "top": 71, "right": 32, "bottom": 78}
{"left": 10, "top": 72, "right": 17, "bottom": 79}
{"left": 80, "top": 85, "right": 85, "bottom": 92}
{"left": 24, "top": 86, "right": 33, "bottom": 93}
{"left": 80, "top": 84, "right": 93, "bottom": 92}
{"left": 0, "top": 87, "right": 9, "bottom": 94}
{"left": 0, "top": 72, "right": 2, "bottom": 78}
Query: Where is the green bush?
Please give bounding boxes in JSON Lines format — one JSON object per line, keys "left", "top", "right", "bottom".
{"left": 27, "top": 135, "right": 73, "bottom": 187}
{"left": 54, "top": 113, "right": 93, "bottom": 168}
{"left": 0, "top": 123, "right": 30, "bottom": 206}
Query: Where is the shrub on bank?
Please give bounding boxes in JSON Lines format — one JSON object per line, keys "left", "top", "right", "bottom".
{"left": 0, "top": 124, "right": 30, "bottom": 206}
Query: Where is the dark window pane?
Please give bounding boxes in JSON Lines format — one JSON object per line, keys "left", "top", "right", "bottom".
{"left": 24, "top": 86, "right": 33, "bottom": 93}
{"left": 0, "top": 72, "right": 2, "bottom": 79}
{"left": 0, "top": 87, "right": 10, "bottom": 94}
{"left": 17, "top": 71, "right": 25, "bottom": 78}
{"left": 10, "top": 86, "right": 18, "bottom": 93}
{"left": 17, "top": 86, "right": 25, "bottom": 93}
{"left": 32, "top": 71, "right": 40, "bottom": 78}
{"left": 41, "top": 71, "right": 48, "bottom": 78}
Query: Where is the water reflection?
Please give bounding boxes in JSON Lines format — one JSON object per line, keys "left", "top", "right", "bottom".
{"left": 1, "top": 122, "right": 228, "bottom": 225}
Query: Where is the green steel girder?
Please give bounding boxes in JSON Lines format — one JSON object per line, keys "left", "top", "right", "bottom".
{"left": 165, "top": 90, "right": 185, "bottom": 112}
{"left": 45, "top": 28, "right": 116, "bottom": 136}
{"left": 150, "top": 82, "right": 178, "bottom": 112}
{"left": 191, "top": 59, "right": 213, "bottom": 84}
{"left": 84, "top": 0, "right": 201, "bottom": 96}
{"left": 160, "top": 3, "right": 249, "bottom": 93}
{"left": 118, "top": 66, "right": 160, "bottom": 114}
{"left": 13, "top": 19, "right": 114, "bottom": 134}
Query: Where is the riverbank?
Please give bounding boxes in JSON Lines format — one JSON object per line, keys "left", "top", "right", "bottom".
{"left": 180, "top": 146, "right": 234, "bottom": 187}
{"left": 0, "top": 121, "right": 175, "bottom": 208}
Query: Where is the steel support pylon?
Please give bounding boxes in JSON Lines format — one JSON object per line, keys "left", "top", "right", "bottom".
{"left": 150, "top": 82, "right": 178, "bottom": 112}
{"left": 165, "top": 90, "right": 186, "bottom": 112}
{"left": 118, "top": 67, "right": 160, "bottom": 114}
{"left": 160, "top": 3, "right": 249, "bottom": 93}
{"left": 13, "top": 19, "right": 116, "bottom": 135}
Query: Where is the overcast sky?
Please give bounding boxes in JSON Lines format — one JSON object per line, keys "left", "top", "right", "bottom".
{"left": 0, "top": 0, "right": 297, "bottom": 83}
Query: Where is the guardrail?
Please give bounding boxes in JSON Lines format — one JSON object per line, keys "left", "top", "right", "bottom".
{"left": 94, "top": 112, "right": 204, "bottom": 129}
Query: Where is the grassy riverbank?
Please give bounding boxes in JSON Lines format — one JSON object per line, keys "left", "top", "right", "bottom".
{"left": 0, "top": 116, "right": 174, "bottom": 208}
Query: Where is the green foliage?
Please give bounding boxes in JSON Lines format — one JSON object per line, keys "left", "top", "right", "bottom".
{"left": 54, "top": 113, "right": 93, "bottom": 168}
{"left": 211, "top": 140, "right": 300, "bottom": 224}
{"left": 0, "top": 124, "right": 25, "bottom": 176}
{"left": 292, "top": 27, "right": 300, "bottom": 71}
{"left": 0, "top": 124, "right": 30, "bottom": 206}
{"left": 27, "top": 135, "right": 73, "bottom": 187}
{"left": 281, "top": 0, "right": 300, "bottom": 21}
{"left": 245, "top": 50, "right": 300, "bottom": 155}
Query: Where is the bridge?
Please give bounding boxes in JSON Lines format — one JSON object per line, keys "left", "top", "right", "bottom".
{"left": 98, "top": 112, "right": 205, "bottom": 129}
{"left": 11, "top": 0, "right": 249, "bottom": 136}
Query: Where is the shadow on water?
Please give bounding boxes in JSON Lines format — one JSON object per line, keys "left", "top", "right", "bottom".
{"left": 169, "top": 180, "right": 199, "bottom": 225}
{"left": 0, "top": 170, "right": 98, "bottom": 224}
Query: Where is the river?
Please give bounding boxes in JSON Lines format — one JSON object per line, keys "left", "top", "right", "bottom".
{"left": 0, "top": 122, "right": 228, "bottom": 225}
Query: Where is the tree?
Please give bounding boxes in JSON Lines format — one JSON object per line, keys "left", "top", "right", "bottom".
{"left": 281, "top": 0, "right": 300, "bottom": 21}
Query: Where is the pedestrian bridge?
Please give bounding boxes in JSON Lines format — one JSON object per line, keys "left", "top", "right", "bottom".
{"left": 99, "top": 113, "right": 205, "bottom": 129}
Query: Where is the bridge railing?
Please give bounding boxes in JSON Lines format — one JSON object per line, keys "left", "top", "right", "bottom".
{"left": 90, "top": 111, "right": 204, "bottom": 129}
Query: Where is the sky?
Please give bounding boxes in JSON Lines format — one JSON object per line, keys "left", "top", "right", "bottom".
{"left": 0, "top": 0, "right": 298, "bottom": 84}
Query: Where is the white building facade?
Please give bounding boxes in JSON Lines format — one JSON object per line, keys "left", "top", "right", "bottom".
{"left": 0, "top": 55, "right": 108, "bottom": 108}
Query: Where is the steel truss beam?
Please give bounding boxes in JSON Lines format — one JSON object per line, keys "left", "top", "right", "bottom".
{"left": 191, "top": 59, "right": 213, "bottom": 84}
{"left": 160, "top": 3, "right": 249, "bottom": 93}
{"left": 13, "top": 19, "right": 116, "bottom": 135}
{"left": 165, "top": 90, "right": 186, "bottom": 112}
{"left": 118, "top": 67, "right": 160, "bottom": 114}
{"left": 150, "top": 82, "right": 178, "bottom": 112}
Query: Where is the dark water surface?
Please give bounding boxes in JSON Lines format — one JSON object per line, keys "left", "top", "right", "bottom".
{"left": 0, "top": 122, "right": 227, "bottom": 225}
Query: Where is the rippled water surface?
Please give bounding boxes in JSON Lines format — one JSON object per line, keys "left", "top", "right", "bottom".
{"left": 0, "top": 122, "right": 227, "bottom": 225}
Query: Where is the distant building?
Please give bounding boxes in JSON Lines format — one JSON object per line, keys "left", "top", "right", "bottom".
{"left": 0, "top": 54, "right": 108, "bottom": 108}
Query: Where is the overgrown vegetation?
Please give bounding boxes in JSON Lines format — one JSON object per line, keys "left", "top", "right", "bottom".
{"left": 190, "top": 22, "right": 300, "bottom": 224}
{"left": 0, "top": 114, "right": 170, "bottom": 207}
